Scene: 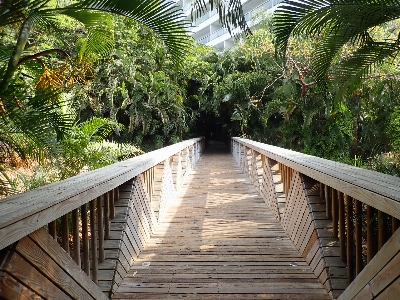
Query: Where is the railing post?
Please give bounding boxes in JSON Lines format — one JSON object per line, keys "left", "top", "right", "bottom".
{"left": 48, "top": 220, "right": 56, "bottom": 239}
{"left": 61, "top": 213, "right": 69, "bottom": 253}
{"left": 97, "top": 196, "right": 105, "bottom": 263}
{"left": 367, "top": 205, "right": 377, "bottom": 263}
{"left": 110, "top": 189, "right": 115, "bottom": 219}
{"left": 378, "top": 210, "right": 387, "bottom": 250}
{"left": 72, "top": 208, "right": 81, "bottom": 267}
{"left": 81, "top": 203, "right": 90, "bottom": 276}
{"left": 325, "top": 186, "right": 332, "bottom": 219}
{"left": 345, "top": 195, "right": 354, "bottom": 283}
{"left": 355, "top": 199, "right": 363, "bottom": 275}
{"left": 338, "top": 191, "right": 346, "bottom": 262}
{"left": 104, "top": 192, "right": 110, "bottom": 240}
{"left": 90, "top": 199, "right": 98, "bottom": 284}
{"left": 332, "top": 188, "right": 339, "bottom": 239}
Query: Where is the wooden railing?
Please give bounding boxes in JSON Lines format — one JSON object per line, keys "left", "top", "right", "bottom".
{"left": 0, "top": 137, "right": 204, "bottom": 299}
{"left": 232, "top": 137, "right": 400, "bottom": 300}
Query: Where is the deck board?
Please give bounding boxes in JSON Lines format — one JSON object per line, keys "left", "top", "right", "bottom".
{"left": 113, "top": 144, "right": 330, "bottom": 299}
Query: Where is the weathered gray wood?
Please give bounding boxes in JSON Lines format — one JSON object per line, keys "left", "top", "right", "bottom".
{"left": 0, "top": 138, "right": 203, "bottom": 250}
{"left": 232, "top": 138, "right": 400, "bottom": 221}
{"left": 72, "top": 208, "right": 81, "bottom": 267}
{"left": 90, "top": 199, "right": 98, "bottom": 284}
{"left": 81, "top": 203, "right": 90, "bottom": 276}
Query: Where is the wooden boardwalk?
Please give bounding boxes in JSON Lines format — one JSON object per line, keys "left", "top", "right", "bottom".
{"left": 113, "top": 144, "right": 330, "bottom": 299}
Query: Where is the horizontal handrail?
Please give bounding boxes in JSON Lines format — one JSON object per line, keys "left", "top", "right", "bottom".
{"left": 0, "top": 138, "right": 203, "bottom": 250}
{"left": 232, "top": 137, "right": 400, "bottom": 219}
{"left": 232, "top": 137, "right": 400, "bottom": 297}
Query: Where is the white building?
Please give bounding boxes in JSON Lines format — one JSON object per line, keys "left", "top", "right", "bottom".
{"left": 174, "top": 0, "right": 283, "bottom": 50}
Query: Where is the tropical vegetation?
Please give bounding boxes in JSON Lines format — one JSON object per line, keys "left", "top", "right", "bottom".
{"left": 1, "top": 0, "right": 400, "bottom": 198}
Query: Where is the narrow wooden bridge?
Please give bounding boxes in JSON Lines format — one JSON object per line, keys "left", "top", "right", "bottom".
{"left": 1, "top": 137, "right": 400, "bottom": 299}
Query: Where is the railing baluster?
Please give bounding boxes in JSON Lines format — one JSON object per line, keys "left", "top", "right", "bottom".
{"left": 61, "top": 213, "right": 69, "bottom": 253}
{"left": 378, "top": 210, "right": 387, "bottom": 250}
{"left": 104, "top": 192, "right": 110, "bottom": 240}
{"left": 345, "top": 195, "right": 354, "bottom": 282}
{"left": 81, "top": 203, "right": 90, "bottom": 276}
{"left": 320, "top": 183, "right": 324, "bottom": 200}
{"left": 332, "top": 188, "right": 339, "bottom": 239}
{"left": 97, "top": 196, "right": 105, "bottom": 263}
{"left": 48, "top": 220, "right": 56, "bottom": 239}
{"left": 338, "top": 191, "right": 346, "bottom": 262}
{"left": 90, "top": 199, "right": 98, "bottom": 283}
{"left": 115, "top": 186, "right": 119, "bottom": 204}
{"left": 392, "top": 216, "right": 399, "bottom": 234}
{"left": 367, "top": 205, "right": 377, "bottom": 263}
{"left": 110, "top": 190, "right": 115, "bottom": 219}
{"left": 72, "top": 208, "right": 81, "bottom": 267}
{"left": 355, "top": 199, "right": 363, "bottom": 275}
{"left": 325, "top": 185, "right": 332, "bottom": 219}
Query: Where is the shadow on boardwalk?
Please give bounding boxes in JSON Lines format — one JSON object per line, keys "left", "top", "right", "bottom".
{"left": 113, "top": 142, "right": 330, "bottom": 299}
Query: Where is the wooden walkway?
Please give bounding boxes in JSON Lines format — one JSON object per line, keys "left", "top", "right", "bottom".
{"left": 113, "top": 144, "right": 330, "bottom": 299}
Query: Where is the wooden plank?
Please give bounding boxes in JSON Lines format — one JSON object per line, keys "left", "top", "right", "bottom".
{"left": 28, "top": 228, "right": 107, "bottom": 300}
{"left": 114, "top": 146, "right": 329, "bottom": 299}
{"left": 338, "top": 228, "right": 400, "bottom": 299}
{"left": 13, "top": 234, "right": 93, "bottom": 299}
{"left": 232, "top": 138, "right": 400, "bottom": 221}
{"left": 0, "top": 272, "right": 44, "bottom": 300}
{"left": 90, "top": 199, "right": 98, "bottom": 283}
{"left": 0, "top": 138, "right": 203, "bottom": 250}
{"left": 72, "top": 208, "right": 81, "bottom": 267}
{"left": 354, "top": 251, "right": 400, "bottom": 299}
{"left": 1, "top": 251, "right": 70, "bottom": 299}
{"left": 81, "top": 203, "right": 90, "bottom": 276}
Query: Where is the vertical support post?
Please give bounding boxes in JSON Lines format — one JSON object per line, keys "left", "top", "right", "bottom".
{"left": 393, "top": 217, "right": 400, "bottom": 234}
{"left": 61, "top": 213, "right": 69, "bottom": 253}
{"left": 48, "top": 220, "right": 56, "bottom": 239}
{"left": 115, "top": 186, "right": 119, "bottom": 204}
{"left": 378, "top": 210, "right": 386, "bottom": 250}
{"left": 332, "top": 188, "right": 339, "bottom": 239}
{"left": 97, "top": 196, "right": 105, "bottom": 263}
{"left": 104, "top": 192, "right": 110, "bottom": 240}
{"left": 345, "top": 195, "right": 354, "bottom": 283}
{"left": 89, "top": 199, "right": 98, "bottom": 283}
{"left": 72, "top": 208, "right": 81, "bottom": 267}
{"left": 338, "top": 191, "right": 346, "bottom": 262}
{"left": 110, "top": 189, "right": 115, "bottom": 219}
{"left": 319, "top": 183, "right": 324, "bottom": 200}
{"left": 355, "top": 199, "right": 363, "bottom": 275}
{"left": 81, "top": 203, "right": 90, "bottom": 276}
{"left": 325, "top": 186, "right": 332, "bottom": 219}
{"left": 367, "top": 205, "right": 376, "bottom": 263}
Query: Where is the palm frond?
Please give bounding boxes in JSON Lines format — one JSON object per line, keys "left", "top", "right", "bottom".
{"left": 0, "top": 85, "right": 74, "bottom": 159}
{"left": 273, "top": 0, "right": 400, "bottom": 85}
{"left": 0, "top": 0, "right": 48, "bottom": 27}
{"left": 192, "top": 0, "right": 250, "bottom": 35}
{"left": 334, "top": 40, "right": 400, "bottom": 103}
{"left": 70, "top": 0, "right": 192, "bottom": 64}
{"left": 58, "top": 9, "right": 115, "bottom": 58}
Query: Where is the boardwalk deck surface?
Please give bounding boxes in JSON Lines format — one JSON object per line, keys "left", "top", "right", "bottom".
{"left": 113, "top": 144, "right": 330, "bottom": 299}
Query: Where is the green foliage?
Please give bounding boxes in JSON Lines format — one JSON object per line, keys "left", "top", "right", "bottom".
{"left": 386, "top": 106, "right": 400, "bottom": 153}
{"left": 58, "top": 117, "right": 141, "bottom": 179}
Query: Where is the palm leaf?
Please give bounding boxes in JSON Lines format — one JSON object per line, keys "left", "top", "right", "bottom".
{"left": 70, "top": 0, "right": 192, "bottom": 64}
{"left": 273, "top": 0, "right": 400, "bottom": 87}
{"left": 192, "top": 0, "right": 250, "bottom": 35}
{"left": 0, "top": 0, "right": 49, "bottom": 27}
{"left": 0, "top": 85, "right": 73, "bottom": 160}
{"left": 57, "top": 9, "right": 115, "bottom": 58}
{"left": 334, "top": 40, "right": 400, "bottom": 102}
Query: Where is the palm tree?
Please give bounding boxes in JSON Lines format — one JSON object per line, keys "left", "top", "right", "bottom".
{"left": 272, "top": 0, "right": 400, "bottom": 97}
{"left": 0, "top": 0, "right": 192, "bottom": 91}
